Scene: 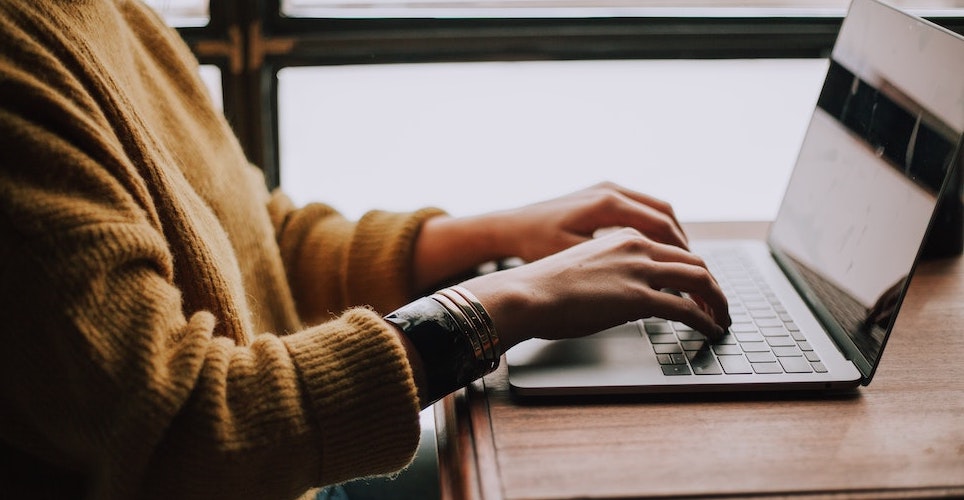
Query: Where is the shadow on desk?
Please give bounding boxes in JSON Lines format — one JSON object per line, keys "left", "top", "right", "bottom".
{"left": 505, "top": 385, "right": 862, "bottom": 407}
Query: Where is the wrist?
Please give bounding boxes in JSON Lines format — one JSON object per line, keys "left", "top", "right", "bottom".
{"left": 390, "top": 322, "right": 429, "bottom": 408}
{"left": 459, "top": 274, "right": 533, "bottom": 352}
{"left": 384, "top": 287, "right": 501, "bottom": 408}
{"left": 414, "top": 213, "right": 516, "bottom": 291}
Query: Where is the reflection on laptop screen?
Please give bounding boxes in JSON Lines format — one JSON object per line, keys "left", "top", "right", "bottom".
{"left": 768, "top": 0, "right": 964, "bottom": 376}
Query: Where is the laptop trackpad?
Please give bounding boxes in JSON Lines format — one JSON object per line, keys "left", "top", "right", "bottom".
{"left": 506, "top": 323, "right": 658, "bottom": 392}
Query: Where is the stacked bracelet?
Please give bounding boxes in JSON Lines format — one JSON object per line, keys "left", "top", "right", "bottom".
{"left": 383, "top": 286, "right": 501, "bottom": 406}
{"left": 433, "top": 286, "right": 501, "bottom": 371}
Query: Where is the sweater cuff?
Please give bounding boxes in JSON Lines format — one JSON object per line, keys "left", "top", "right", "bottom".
{"left": 346, "top": 207, "right": 447, "bottom": 313}
{"left": 282, "top": 307, "right": 421, "bottom": 485}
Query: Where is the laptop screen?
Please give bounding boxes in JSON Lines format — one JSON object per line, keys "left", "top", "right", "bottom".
{"left": 767, "top": 0, "right": 964, "bottom": 379}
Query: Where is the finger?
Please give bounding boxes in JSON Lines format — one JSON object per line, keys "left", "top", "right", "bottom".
{"left": 643, "top": 289, "right": 726, "bottom": 340}
{"left": 647, "top": 262, "right": 731, "bottom": 328}
{"left": 599, "top": 182, "right": 687, "bottom": 244}
{"left": 660, "top": 287, "right": 715, "bottom": 322}
{"left": 642, "top": 242, "right": 722, "bottom": 289}
{"left": 593, "top": 181, "right": 679, "bottom": 221}
{"left": 595, "top": 193, "right": 689, "bottom": 249}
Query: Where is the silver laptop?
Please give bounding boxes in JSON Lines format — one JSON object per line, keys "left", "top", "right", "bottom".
{"left": 507, "top": 0, "right": 964, "bottom": 397}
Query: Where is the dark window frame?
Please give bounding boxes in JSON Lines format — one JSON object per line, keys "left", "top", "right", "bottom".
{"left": 177, "top": 0, "right": 964, "bottom": 189}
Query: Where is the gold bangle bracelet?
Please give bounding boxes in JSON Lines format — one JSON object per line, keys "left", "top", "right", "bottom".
{"left": 436, "top": 288, "right": 497, "bottom": 368}
{"left": 430, "top": 292, "right": 485, "bottom": 362}
{"left": 450, "top": 285, "right": 501, "bottom": 361}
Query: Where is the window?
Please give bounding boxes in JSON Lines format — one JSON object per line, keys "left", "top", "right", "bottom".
{"left": 282, "top": 0, "right": 964, "bottom": 18}
{"left": 197, "top": 65, "right": 224, "bottom": 111}
{"left": 166, "top": 0, "right": 964, "bottom": 218}
{"left": 278, "top": 58, "right": 827, "bottom": 221}
{"left": 144, "top": 0, "right": 209, "bottom": 27}
{"left": 143, "top": 2, "right": 222, "bottom": 111}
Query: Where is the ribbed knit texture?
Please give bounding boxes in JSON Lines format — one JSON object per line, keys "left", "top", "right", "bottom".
{"left": 0, "top": 1, "right": 439, "bottom": 498}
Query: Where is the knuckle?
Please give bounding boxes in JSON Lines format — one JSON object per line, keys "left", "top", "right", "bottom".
{"left": 617, "top": 226, "right": 644, "bottom": 239}
{"left": 691, "top": 265, "right": 714, "bottom": 285}
{"left": 653, "top": 196, "right": 675, "bottom": 215}
{"left": 593, "top": 191, "right": 624, "bottom": 212}
{"left": 677, "top": 298, "right": 705, "bottom": 320}
{"left": 690, "top": 254, "right": 708, "bottom": 269}
{"left": 651, "top": 213, "right": 676, "bottom": 234}
{"left": 659, "top": 201, "right": 677, "bottom": 218}
{"left": 616, "top": 229, "right": 651, "bottom": 252}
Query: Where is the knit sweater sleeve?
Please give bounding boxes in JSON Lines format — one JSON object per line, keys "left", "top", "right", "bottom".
{"left": 268, "top": 192, "right": 446, "bottom": 325}
{"left": 0, "top": 223, "right": 419, "bottom": 500}
{"left": 0, "top": 3, "right": 423, "bottom": 499}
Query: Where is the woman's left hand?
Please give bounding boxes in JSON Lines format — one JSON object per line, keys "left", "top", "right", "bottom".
{"left": 485, "top": 181, "right": 688, "bottom": 263}
{"left": 413, "top": 182, "right": 690, "bottom": 291}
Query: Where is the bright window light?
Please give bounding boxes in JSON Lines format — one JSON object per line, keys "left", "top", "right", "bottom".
{"left": 278, "top": 59, "right": 829, "bottom": 222}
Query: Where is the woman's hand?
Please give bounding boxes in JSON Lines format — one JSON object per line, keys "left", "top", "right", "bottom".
{"left": 413, "top": 182, "right": 690, "bottom": 291}
{"left": 488, "top": 181, "right": 689, "bottom": 263}
{"left": 460, "top": 228, "right": 730, "bottom": 351}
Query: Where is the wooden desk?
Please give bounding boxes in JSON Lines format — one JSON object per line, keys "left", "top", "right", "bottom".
{"left": 435, "top": 221, "right": 964, "bottom": 500}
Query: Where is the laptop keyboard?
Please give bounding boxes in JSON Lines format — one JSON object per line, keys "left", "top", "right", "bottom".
{"left": 644, "top": 249, "right": 828, "bottom": 376}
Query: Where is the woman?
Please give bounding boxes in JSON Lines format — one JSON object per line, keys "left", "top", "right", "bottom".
{"left": 0, "top": 1, "right": 729, "bottom": 498}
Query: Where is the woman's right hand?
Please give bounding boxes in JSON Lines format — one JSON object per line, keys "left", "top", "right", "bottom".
{"left": 459, "top": 227, "right": 731, "bottom": 352}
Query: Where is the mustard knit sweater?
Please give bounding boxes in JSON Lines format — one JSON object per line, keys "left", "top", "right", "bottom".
{"left": 0, "top": 1, "right": 444, "bottom": 498}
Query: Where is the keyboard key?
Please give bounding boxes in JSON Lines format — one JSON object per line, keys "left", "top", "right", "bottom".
{"left": 648, "top": 333, "right": 678, "bottom": 344}
{"left": 785, "top": 321, "right": 800, "bottom": 331}
{"left": 669, "top": 353, "right": 687, "bottom": 365}
{"left": 734, "top": 332, "right": 764, "bottom": 343}
{"left": 755, "top": 318, "right": 784, "bottom": 328}
{"left": 672, "top": 322, "right": 694, "bottom": 332}
{"left": 760, "top": 326, "right": 788, "bottom": 337}
{"left": 656, "top": 354, "right": 674, "bottom": 365}
{"left": 712, "top": 344, "right": 743, "bottom": 355}
{"left": 752, "top": 362, "right": 783, "bottom": 374}
{"left": 733, "top": 332, "right": 763, "bottom": 343}
{"left": 811, "top": 362, "right": 828, "bottom": 373}
{"left": 690, "top": 348, "right": 723, "bottom": 375}
{"left": 804, "top": 351, "right": 821, "bottom": 362}
{"left": 772, "top": 346, "right": 802, "bottom": 357}
{"left": 798, "top": 341, "right": 814, "bottom": 351}
{"left": 644, "top": 322, "right": 674, "bottom": 334}
{"left": 745, "top": 351, "right": 777, "bottom": 363}
{"left": 750, "top": 309, "right": 777, "bottom": 319}
{"left": 676, "top": 330, "right": 704, "bottom": 341}
{"left": 729, "top": 324, "right": 759, "bottom": 334}
{"left": 766, "top": 336, "right": 796, "bottom": 347}
{"left": 654, "top": 344, "right": 683, "bottom": 354}
{"left": 661, "top": 364, "right": 692, "bottom": 376}
{"left": 789, "top": 330, "right": 807, "bottom": 341}
{"left": 717, "top": 335, "right": 738, "bottom": 345}
{"left": 681, "top": 340, "right": 705, "bottom": 351}
{"left": 740, "top": 342, "right": 771, "bottom": 353}
{"left": 718, "top": 355, "right": 753, "bottom": 374}
{"left": 779, "top": 356, "right": 814, "bottom": 373}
